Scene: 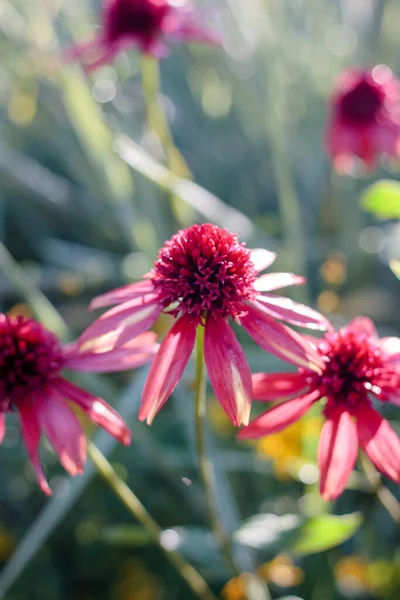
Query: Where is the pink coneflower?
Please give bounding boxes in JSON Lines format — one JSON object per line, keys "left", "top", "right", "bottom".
{"left": 238, "top": 317, "right": 400, "bottom": 500}
{"left": 67, "top": 0, "right": 219, "bottom": 71}
{"left": 326, "top": 65, "right": 400, "bottom": 173}
{"left": 0, "top": 314, "right": 157, "bottom": 495}
{"left": 80, "top": 223, "right": 330, "bottom": 427}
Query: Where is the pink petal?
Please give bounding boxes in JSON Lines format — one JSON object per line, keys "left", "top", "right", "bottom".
{"left": 379, "top": 337, "right": 400, "bottom": 362}
{"left": 18, "top": 403, "right": 51, "bottom": 495}
{"left": 139, "top": 315, "right": 197, "bottom": 424}
{"left": 239, "top": 303, "right": 324, "bottom": 373}
{"left": 255, "top": 273, "right": 306, "bottom": 292}
{"left": 318, "top": 409, "right": 358, "bottom": 501}
{"left": 37, "top": 392, "right": 86, "bottom": 477}
{"left": 252, "top": 372, "right": 310, "bottom": 401}
{"left": 342, "top": 317, "right": 378, "bottom": 339}
{"left": 356, "top": 406, "right": 400, "bottom": 484}
{"left": 204, "top": 316, "right": 252, "bottom": 427}
{"left": 237, "top": 390, "right": 320, "bottom": 439}
{"left": 63, "top": 335, "right": 158, "bottom": 373}
{"left": 53, "top": 378, "right": 131, "bottom": 446}
{"left": 0, "top": 413, "right": 5, "bottom": 445}
{"left": 79, "top": 294, "right": 162, "bottom": 353}
{"left": 255, "top": 296, "right": 331, "bottom": 331}
{"left": 89, "top": 280, "right": 155, "bottom": 310}
{"left": 249, "top": 249, "right": 276, "bottom": 272}
{"left": 387, "top": 394, "right": 400, "bottom": 407}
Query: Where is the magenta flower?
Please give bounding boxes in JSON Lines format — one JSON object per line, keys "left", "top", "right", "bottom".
{"left": 67, "top": 0, "right": 219, "bottom": 71}
{"left": 80, "top": 223, "right": 330, "bottom": 427}
{"left": 239, "top": 318, "right": 400, "bottom": 500}
{"left": 0, "top": 314, "right": 157, "bottom": 495}
{"left": 326, "top": 65, "right": 400, "bottom": 173}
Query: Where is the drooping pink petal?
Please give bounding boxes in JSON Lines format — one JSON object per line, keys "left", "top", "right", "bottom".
{"left": 342, "top": 317, "right": 378, "bottom": 339}
{"left": 318, "top": 408, "right": 358, "bottom": 501}
{"left": 63, "top": 334, "right": 158, "bottom": 373}
{"left": 204, "top": 316, "right": 252, "bottom": 427}
{"left": 240, "top": 303, "right": 324, "bottom": 372}
{"left": 37, "top": 392, "right": 86, "bottom": 477}
{"left": 255, "top": 296, "right": 331, "bottom": 331}
{"left": 356, "top": 406, "right": 400, "bottom": 483}
{"left": 249, "top": 249, "right": 276, "bottom": 272}
{"left": 254, "top": 273, "right": 306, "bottom": 292}
{"left": 0, "top": 413, "right": 5, "bottom": 445}
{"left": 139, "top": 315, "right": 197, "bottom": 424}
{"left": 79, "top": 294, "right": 162, "bottom": 353}
{"left": 237, "top": 390, "right": 320, "bottom": 439}
{"left": 18, "top": 402, "right": 51, "bottom": 496}
{"left": 53, "top": 378, "right": 131, "bottom": 446}
{"left": 89, "top": 280, "right": 155, "bottom": 310}
{"left": 252, "top": 372, "right": 310, "bottom": 401}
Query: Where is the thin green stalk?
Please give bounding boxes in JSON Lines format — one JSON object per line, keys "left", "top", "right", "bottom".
{"left": 360, "top": 453, "right": 400, "bottom": 526}
{"left": 140, "top": 55, "right": 195, "bottom": 225}
{"left": 194, "top": 326, "right": 239, "bottom": 575}
{"left": 88, "top": 441, "right": 218, "bottom": 600}
{"left": 193, "top": 328, "right": 271, "bottom": 599}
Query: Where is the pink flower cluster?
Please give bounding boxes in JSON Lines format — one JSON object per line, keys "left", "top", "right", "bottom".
{"left": 2, "top": 1, "right": 399, "bottom": 502}
{"left": 2, "top": 222, "right": 400, "bottom": 501}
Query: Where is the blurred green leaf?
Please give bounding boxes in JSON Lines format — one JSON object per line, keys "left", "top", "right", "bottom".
{"left": 102, "top": 525, "right": 153, "bottom": 547}
{"left": 361, "top": 180, "right": 400, "bottom": 219}
{"left": 289, "top": 512, "right": 363, "bottom": 556}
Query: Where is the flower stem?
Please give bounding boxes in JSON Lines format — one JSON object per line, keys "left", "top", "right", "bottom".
{"left": 360, "top": 452, "right": 400, "bottom": 526}
{"left": 87, "top": 441, "right": 219, "bottom": 600}
{"left": 140, "top": 55, "right": 195, "bottom": 225}
{"left": 194, "top": 326, "right": 239, "bottom": 575}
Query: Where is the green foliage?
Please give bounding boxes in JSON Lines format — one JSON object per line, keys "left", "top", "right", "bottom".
{"left": 361, "top": 179, "right": 400, "bottom": 219}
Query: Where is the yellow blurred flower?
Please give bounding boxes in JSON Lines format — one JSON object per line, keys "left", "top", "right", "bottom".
{"left": 256, "top": 415, "right": 323, "bottom": 479}
{"left": 334, "top": 556, "right": 369, "bottom": 595}
{"left": 334, "top": 555, "right": 400, "bottom": 598}
{"left": 258, "top": 554, "right": 304, "bottom": 588}
{"left": 221, "top": 556, "right": 304, "bottom": 599}
{"left": 113, "top": 558, "right": 162, "bottom": 600}
{"left": 221, "top": 574, "right": 248, "bottom": 600}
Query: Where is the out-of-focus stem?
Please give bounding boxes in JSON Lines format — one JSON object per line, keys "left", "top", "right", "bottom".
{"left": 88, "top": 441, "right": 219, "bottom": 600}
{"left": 193, "top": 326, "right": 238, "bottom": 574}
{"left": 140, "top": 55, "right": 195, "bottom": 224}
{"left": 360, "top": 453, "right": 400, "bottom": 526}
{"left": 193, "top": 327, "right": 271, "bottom": 599}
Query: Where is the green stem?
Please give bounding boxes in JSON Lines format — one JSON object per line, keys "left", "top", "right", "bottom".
{"left": 87, "top": 441, "right": 219, "bottom": 600}
{"left": 140, "top": 55, "right": 195, "bottom": 225}
{"left": 194, "top": 326, "right": 239, "bottom": 575}
{"left": 360, "top": 453, "right": 400, "bottom": 526}
{"left": 193, "top": 329, "right": 272, "bottom": 600}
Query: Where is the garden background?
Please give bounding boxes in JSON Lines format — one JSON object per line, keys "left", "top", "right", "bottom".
{"left": 0, "top": 0, "right": 399, "bottom": 599}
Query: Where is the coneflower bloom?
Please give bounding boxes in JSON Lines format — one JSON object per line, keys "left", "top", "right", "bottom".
{"left": 0, "top": 314, "right": 157, "bottom": 495}
{"left": 326, "top": 65, "right": 400, "bottom": 173}
{"left": 239, "top": 318, "right": 400, "bottom": 500}
{"left": 80, "top": 224, "right": 330, "bottom": 427}
{"left": 67, "top": 0, "right": 219, "bottom": 71}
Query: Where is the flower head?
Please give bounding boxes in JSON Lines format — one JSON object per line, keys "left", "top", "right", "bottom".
{"left": 0, "top": 314, "right": 157, "bottom": 495}
{"left": 326, "top": 65, "right": 400, "bottom": 173}
{"left": 67, "top": 0, "right": 219, "bottom": 71}
{"left": 239, "top": 317, "right": 400, "bottom": 500}
{"left": 80, "top": 223, "right": 329, "bottom": 427}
